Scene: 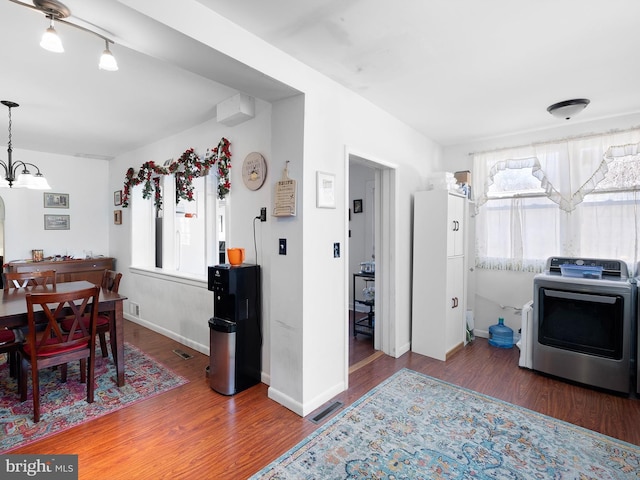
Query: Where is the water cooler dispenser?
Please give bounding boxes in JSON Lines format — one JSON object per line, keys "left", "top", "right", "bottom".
{"left": 207, "top": 264, "right": 261, "bottom": 395}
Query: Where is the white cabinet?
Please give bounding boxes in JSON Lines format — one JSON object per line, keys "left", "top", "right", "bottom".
{"left": 411, "top": 190, "right": 467, "bottom": 361}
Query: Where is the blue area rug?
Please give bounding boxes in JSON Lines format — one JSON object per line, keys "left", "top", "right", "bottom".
{"left": 252, "top": 368, "right": 639, "bottom": 479}
{"left": 0, "top": 342, "right": 188, "bottom": 452}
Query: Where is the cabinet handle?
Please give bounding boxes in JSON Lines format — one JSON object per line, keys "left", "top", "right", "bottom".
{"left": 451, "top": 297, "right": 459, "bottom": 308}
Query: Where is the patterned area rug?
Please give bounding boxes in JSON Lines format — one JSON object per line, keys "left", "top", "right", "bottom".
{"left": 252, "top": 369, "right": 640, "bottom": 479}
{"left": 0, "top": 343, "right": 188, "bottom": 452}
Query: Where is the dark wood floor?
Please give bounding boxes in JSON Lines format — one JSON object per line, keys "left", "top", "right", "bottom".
{"left": 11, "top": 319, "right": 640, "bottom": 479}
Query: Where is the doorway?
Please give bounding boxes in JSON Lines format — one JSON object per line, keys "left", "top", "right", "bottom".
{"left": 349, "top": 162, "right": 376, "bottom": 365}
{"left": 347, "top": 152, "right": 397, "bottom": 369}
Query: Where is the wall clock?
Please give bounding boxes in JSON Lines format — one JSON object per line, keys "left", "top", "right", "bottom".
{"left": 242, "top": 152, "right": 267, "bottom": 190}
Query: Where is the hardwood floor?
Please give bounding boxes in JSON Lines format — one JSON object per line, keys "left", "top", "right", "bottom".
{"left": 12, "top": 319, "right": 640, "bottom": 479}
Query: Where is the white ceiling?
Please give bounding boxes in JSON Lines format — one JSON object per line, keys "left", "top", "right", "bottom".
{"left": 2, "top": 0, "right": 640, "bottom": 160}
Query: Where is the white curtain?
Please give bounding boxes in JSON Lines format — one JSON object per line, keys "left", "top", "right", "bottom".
{"left": 473, "top": 129, "right": 640, "bottom": 273}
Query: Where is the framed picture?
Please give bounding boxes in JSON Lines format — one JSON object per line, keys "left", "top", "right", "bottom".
{"left": 114, "top": 210, "right": 122, "bottom": 225}
{"left": 316, "top": 171, "right": 336, "bottom": 208}
{"left": 44, "top": 214, "right": 70, "bottom": 230}
{"left": 114, "top": 190, "right": 122, "bottom": 206}
{"left": 353, "top": 199, "right": 363, "bottom": 213}
{"left": 43, "top": 192, "right": 69, "bottom": 209}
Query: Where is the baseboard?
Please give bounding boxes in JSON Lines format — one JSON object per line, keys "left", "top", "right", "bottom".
{"left": 267, "top": 386, "right": 304, "bottom": 416}
{"left": 474, "top": 329, "right": 489, "bottom": 339}
{"left": 396, "top": 341, "right": 411, "bottom": 358}
{"left": 124, "top": 313, "right": 209, "bottom": 355}
{"left": 268, "top": 380, "right": 346, "bottom": 417}
{"left": 446, "top": 342, "right": 464, "bottom": 360}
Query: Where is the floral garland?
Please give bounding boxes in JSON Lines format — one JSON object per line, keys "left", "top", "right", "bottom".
{"left": 214, "top": 137, "right": 232, "bottom": 199}
{"left": 121, "top": 137, "right": 231, "bottom": 210}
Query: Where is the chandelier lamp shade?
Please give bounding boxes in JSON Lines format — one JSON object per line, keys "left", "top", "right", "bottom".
{"left": 547, "top": 99, "right": 590, "bottom": 120}
{"left": 0, "top": 101, "right": 51, "bottom": 190}
{"left": 9, "top": 0, "right": 118, "bottom": 71}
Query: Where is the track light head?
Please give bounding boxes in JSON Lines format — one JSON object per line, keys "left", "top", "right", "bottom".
{"left": 99, "top": 40, "right": 119, "bottom": 71}
{"left": 40, "top": 19, "right": 64, "bottom": 53}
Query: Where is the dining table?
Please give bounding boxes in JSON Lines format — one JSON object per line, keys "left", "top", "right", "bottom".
{"left": 0, "top": 280, "right": 128, "bottom": 387}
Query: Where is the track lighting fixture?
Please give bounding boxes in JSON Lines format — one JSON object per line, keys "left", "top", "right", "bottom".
{"left": 9, "top": 0, "right": 119, "bottom": 71}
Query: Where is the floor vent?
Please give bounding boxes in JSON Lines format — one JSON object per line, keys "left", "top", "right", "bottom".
{"left": 310, "top": 401, "right": 343, "bottom": 424}
{"left": 172, "top": 349, "right": 193, "bottom": 360}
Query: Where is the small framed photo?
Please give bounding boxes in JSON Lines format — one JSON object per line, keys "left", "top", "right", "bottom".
{"left": 114, "top": 210, "right": 122, "bottom": 225}
{"left": 316, "top": 171, "right": 336, "bottom": 209}
{"left": 114, "top": 190, "right": 122, "bottom": 206}
{"left": 44, "top": 192, "right": 69, "bottom": 209}
{"left": 353, "top": 199, "right": 363, "bottom": 213}
{"left": 44, "top": 214, "right": 70, "bottom": 230}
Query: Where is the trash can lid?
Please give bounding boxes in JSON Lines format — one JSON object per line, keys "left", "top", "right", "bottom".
{"left": 209, "top": 317, "right": 237, "bottom": 332}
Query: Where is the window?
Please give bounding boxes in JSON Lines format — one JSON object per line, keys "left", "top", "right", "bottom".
{"left": 131, "top": 172, "right": 226, "bottom": 279}
{"left": 473, "top": 130, "right": 640, "bottom": 272}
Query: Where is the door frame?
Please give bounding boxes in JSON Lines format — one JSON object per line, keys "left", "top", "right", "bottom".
{"left": 344, "top": 147, "right": 398, "bottom": 382}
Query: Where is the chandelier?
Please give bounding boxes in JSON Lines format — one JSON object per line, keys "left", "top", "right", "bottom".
{"left": 9, "top": 0, "right": 118, "bottom": 71}
{"left": 0, "top": 100, "right": 51, "bottom": 189}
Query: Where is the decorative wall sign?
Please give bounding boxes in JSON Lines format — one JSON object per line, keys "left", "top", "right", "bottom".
{"left": 242, "top": 152, "right": 267, "bottom": 190}
{"left": 353, "top": 199, "right": 363, "bottom": 213}
{"left": 114, "top": 210, "right": 122, "bottom": 225}
{"left": 273, "top": 161, "right": 297, "bottom": 217}
{"left": 44, "top": 193, "right": 69, "bottom": 209}
{"left": 44, "top": 214, "right": 70, "bottom": 230}
{"left": 114, "top": 190, "right": 122, "bottom": 206}
{"left": 316, "top": 171, "right": 336, "bottom": 208}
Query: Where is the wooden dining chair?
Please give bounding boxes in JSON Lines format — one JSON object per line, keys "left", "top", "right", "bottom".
{"left": 1, "top": 270, "right": 57, "bottom": 382}
{"left": 0, "top": 328, "right": 22, "bottom": 381}
{"left": 18, "top": 286, "right": 100, "bottom": 422}
{"left": 4, "top": 270, "right": 57, "bottom": 290}
{"left": 61, "top": 270, "right": 122, "bottom": 358}
{"left": 97, "top": 270, "right": 123, "bottom": 358}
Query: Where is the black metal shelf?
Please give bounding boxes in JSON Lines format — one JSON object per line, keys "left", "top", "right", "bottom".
{"left": 353, "top": 272, "right": 374, "bottom": 338}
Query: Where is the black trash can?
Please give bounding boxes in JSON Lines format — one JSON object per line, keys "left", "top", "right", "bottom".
{"left": 208, "top": 317, "right": 237, "bottom": 395}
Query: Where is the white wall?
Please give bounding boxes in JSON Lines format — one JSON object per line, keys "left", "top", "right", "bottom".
{"left": 1, "top": 148, "right": 109, "bottom": 262}
{"left": 442, "top": 112, "right": 640, "bottom": 336}
{"left": 108, "top": 98, "right": 273, "bottom": 358}
{"left": 111, "top": 0, "right": 444, "bottom": 417}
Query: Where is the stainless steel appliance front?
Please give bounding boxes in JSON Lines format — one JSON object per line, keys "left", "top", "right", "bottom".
{"left": 533, "top": 257, "right": 636, "bottom": 394}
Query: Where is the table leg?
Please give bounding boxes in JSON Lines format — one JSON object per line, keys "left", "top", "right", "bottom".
{"left": 113, "top": 300, "right": 125, "bottom": 387}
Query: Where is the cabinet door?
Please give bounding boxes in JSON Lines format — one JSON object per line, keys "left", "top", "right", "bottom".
{"left": 446, "top": 256, "right": 465, "bottom": 353}
{"left": 447, "top": 194, "right": 465, "bottom": 257}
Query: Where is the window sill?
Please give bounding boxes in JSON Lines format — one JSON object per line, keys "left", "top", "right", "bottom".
{"left": 129, "top": 266, "right": 208, "bottom": 288}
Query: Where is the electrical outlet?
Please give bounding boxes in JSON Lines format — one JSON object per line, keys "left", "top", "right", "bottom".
{"left": 333, "top": 242, "right": 340, "bottom": 258}
{"left": 260, "top": 207, "right": 267, "bottom": 222}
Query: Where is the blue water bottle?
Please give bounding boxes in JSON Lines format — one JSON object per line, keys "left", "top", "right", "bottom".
{"left": 488, "top": 317, "right": 514, "bottom": 348}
